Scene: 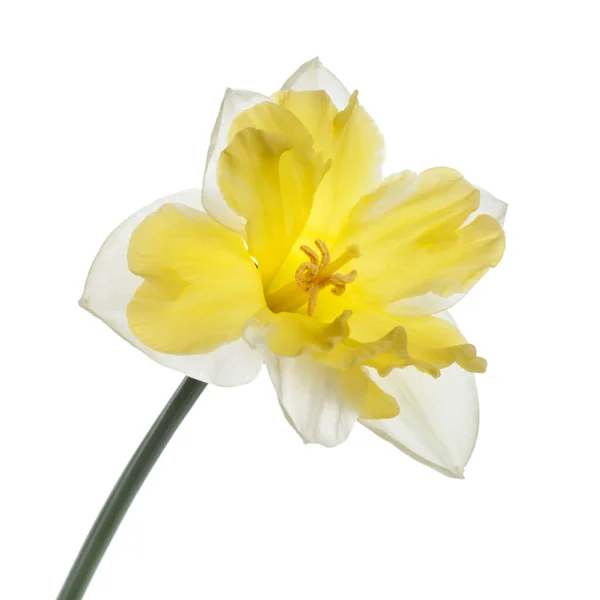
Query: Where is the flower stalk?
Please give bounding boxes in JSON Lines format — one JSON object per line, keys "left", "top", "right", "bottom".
{"left": 56, "top": 377, "right": 207, "bottom": 600}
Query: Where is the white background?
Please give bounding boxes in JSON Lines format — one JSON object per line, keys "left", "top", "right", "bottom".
{"left": 1, "top": 1, "right": 599, "bottom": 598}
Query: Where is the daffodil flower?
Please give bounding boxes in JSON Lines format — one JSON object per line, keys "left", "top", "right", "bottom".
{"left": 81, "top": 58, "right": 506, "bottom": 478}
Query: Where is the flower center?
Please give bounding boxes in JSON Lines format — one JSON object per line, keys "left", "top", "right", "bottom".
{"left": 267, "top": 240, "right": 360, "bottom": 316}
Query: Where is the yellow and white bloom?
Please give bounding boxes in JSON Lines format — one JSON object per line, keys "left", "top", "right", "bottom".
{"left": 81, "top": 58, "right": 506, "bottom": 478}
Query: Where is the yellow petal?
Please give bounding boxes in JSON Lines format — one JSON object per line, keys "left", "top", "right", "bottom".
{"left": 263, "top": 91, "right": 383, "bottom": 295}
{"left": 272, "top": 91, "right": 382, "bottom": 224}
{"left": 305, "top": 91, "right": 384, "bottom": 242}
{"left": 228, "top": 100, "right": 314, "bottom": 150}
{"left": 393, "top": 314, "right": 487, "bottom": 374}
{"left": 202, "top": 89, "right": 274, "bottom": 235}
{"left": 361, "top": 377, "right": 400, "bottom": 420}
{"left": 336, "top": 168, "right": 505, "bottom": 305}
{"left": 337, "top": 367, "right": 400, "bottom": 420}
{"left": 273, "top": 90, "right": 338, "bottom": 156}
{"left": 218, "top": 127, "right": 327, "bottom": 287}
{"left": 314, "top": 326, "right": 430, "bottom": 374}
{"left": 127, "top": 203, "right": 265, "bottom": 354}
{"left": 347, "top": 307, "right": 487, "bottom": 375}
{"left": 243, "top": 307, "right": 351, "bottom": 357}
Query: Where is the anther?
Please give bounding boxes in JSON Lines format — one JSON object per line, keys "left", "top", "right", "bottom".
{"left": 295, "top": 240, "right": 360, "bottom": 316}
{"left": 295, "top": 262, "right": 318, "bottom": 288}
{"left": 300, "top": 245, "right": 320, "bottom": 265}
{"left": 265, "top": 240, "right": 361, "bottom": 316}
{"left": 314, "top": 239, "right": 331, "bottom": 268}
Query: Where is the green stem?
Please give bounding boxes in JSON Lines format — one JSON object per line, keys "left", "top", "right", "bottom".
{"left": 56, "top": 377, "right": 207, "bottom": 600}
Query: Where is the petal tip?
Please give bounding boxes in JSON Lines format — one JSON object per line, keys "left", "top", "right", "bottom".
{"left": 281, "top": 57, "right": 350, "bottom": 109}
{"left": 433, "top": 464, "right": 466, "bottom": 479}
{"left": 78, "top": 295, "right": 94, "bottom": 314}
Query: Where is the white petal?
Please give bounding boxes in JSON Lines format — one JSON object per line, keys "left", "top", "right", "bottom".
{"left": 202, "top": 88, "right": 274, "bottom": 234}
{"left": 386, "top": 185, "right": 507, "bottom": 316}
{"left": 79, "top": 189, "right": 263, "bottom": 387}
{"left": 472, "top": 186, "right": 508, "bottom": 226}
{"left": 265, "top": 352, "right": 360, "bottom": 447}
{"left": 281, "top": 57, "right": 351, "bottom": 110}
{"left": 360, "top": 364, "right": 479, "bottom": 478}
{"left": 385, "top": 292, "right": 465, "bottom": 317}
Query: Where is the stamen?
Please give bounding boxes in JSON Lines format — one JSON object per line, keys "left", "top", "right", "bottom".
{"left": 298, "top": 240, "right": 359, "bottom": 316}
{"left": 266, "top": 240, "right": 360, "bottom": 316}
{"left": 295, "top": 262, "right": 318, "bottom": 288}
{"left": 326, "top": 270, "right": 358, "bottom": 286}
{"left": 314, "top": 239, "right": 331, "bottom": 268}
{"left": 307, "top": 285, "right": 319, "bottom": 316}
{"left": 300, "top": 245, "right": 320, "bottom": 265}
{"left": 318, "top": 244, "right": 360, "bottom": 280}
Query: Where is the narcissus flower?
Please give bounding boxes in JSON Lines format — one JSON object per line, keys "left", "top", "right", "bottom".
{"left": 81, "top": 58, "right": 506, "bottom": 477}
